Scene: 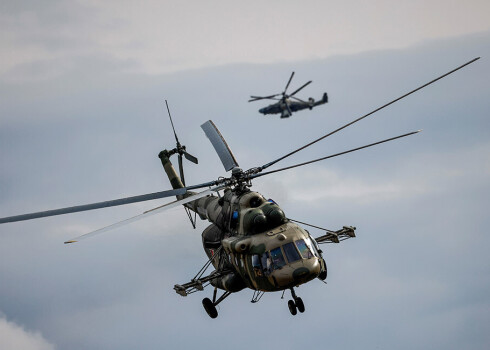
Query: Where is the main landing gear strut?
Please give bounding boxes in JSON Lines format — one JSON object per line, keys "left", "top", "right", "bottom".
{"left": 202, "top": 287, "right": 231, "bottom": 319}
{"left": 287, "top": 288, "right": 305, "bottom": 316}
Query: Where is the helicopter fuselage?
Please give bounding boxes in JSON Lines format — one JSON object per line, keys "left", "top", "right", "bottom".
{"left": 159, "top": 150, "right": 327, "bottom": 294}
{"left": 259, "top": 92, "right": 328, "bottom": 118}
{"left": 197, "top": 190, "right": 326, "bottom": 293}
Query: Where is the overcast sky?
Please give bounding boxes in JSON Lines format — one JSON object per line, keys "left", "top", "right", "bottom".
{"left": 1, "top": 1, "right": 489, "bottom": 350}
{"left": 2, "top": 0, "right": 490, "bottom": 77}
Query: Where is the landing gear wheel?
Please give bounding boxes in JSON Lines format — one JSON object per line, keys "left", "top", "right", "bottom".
{"left": 288, "top": 300, "right": 297, "bottom": 316}
{"left": 295, "top": 297, "right": 305, "bottom": 313}
{"left": 202, "top": 298, "right": 218, "bottom": 319}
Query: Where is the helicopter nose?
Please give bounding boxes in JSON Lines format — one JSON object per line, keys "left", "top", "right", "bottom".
{"left": 292, "top": 258, "right": 321, "bottom": 285}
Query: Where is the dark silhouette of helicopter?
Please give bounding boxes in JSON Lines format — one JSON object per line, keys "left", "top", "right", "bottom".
{"left": 0, "top": 58, "right": 479, "bottom": 318}
{"left": 249, "top": 72, "right": 328, "bottom": 118}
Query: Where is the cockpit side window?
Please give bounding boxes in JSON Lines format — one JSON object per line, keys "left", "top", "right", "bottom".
{"left": 260, "top": 251, "right": 272, "bottom": 276}
{"left": 252, "top": 254, "right": 263, "bottom": 277}
{"left": 283, "top": 242, "right": 301, "bottom": 263}
{"left": 295, "top": 239, "right": 314, "bottom": 259}
{"left": 308, "top": 236, "right": 321, "bottom": 257}
{"left": 270, "top": 247, "right": 286, "bottom": 270}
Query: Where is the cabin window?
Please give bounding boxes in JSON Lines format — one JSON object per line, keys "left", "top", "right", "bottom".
{"left": 295, "top": 239, "right": 314, "bottom": 259}
{"left": 260, "top": 252, "right": 272, "bottom": 276}
{"left": 283, "top": 242, "right": 301, "bottom": 263}
{"left": 270, "top": 247, "right": 286, "bottom": 270}
{"left": 252, "top": 254, "right": 263, "bottom": 277}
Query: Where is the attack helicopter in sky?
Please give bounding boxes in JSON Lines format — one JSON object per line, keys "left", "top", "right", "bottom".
{"left": 249, "top": 71, "right": 328, "bottom": 118}
{"left": 0, "top": 58, "right": 479, "bottom": 318}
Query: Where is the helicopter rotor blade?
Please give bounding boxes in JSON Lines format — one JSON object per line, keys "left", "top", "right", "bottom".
{"left": 164, "top": 100, "right": 198, "bottom": 166}
{"left": 0, "top": 188, "right": 188, "bottom": 224}
{"left": 64, "top": 185, "right": 226, "bottom": 244}
{"left": 0, "top": 175, "right": 222, "bottom": 225}
{"left": 289, "top": 80, "right": 312, "bottom": 97}
{"left": 251, "top": 130, "right": 421, "bottom": 180}
{"left": 183, "top": 151, "right": 198, "bottom": 164}
{"left": 283, "top": 72, "right": 295, "bottom": 94}
{"left": 201, "top": 120, "right": 239, "bottom": 171}
{"left": 290, "top": 96, "right": 308, "bottom": 104}
{"left": 2, "top": 59, "right": 479, "bottom": 228}
{"left": 165, "top": 100, "right": 179, "bottom": 145}
{"left": 259, "top": 57, "right": 480, "bottom": 172}
{"left": 178, "top": 154, "right": 185, "bottom": 186}
{"left": 248, "top": 94, "right": 281, "bottom": 102}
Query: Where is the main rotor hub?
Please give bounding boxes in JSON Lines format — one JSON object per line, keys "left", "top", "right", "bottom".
{"left": 231, "top": 167, "right": 243, "bottom": 178}
{"left": 229, "top": 167, "right": 252, "bottom": 193}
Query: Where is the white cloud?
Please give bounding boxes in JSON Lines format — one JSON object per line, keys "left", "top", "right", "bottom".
{"left": 0, "top": 316, "right": 55, "bottom": 350}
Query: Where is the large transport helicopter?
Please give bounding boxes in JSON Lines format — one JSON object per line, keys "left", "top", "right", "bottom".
{"left": 249, "top": 71, "right": 328, "bottom": 118}
{"left": 0, "top": 58, "right": 479, "bottom": 318}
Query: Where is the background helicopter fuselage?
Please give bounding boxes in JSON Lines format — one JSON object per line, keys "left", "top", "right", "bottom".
{"left": 259, "top": 92, "right": 328, "bottom": 118}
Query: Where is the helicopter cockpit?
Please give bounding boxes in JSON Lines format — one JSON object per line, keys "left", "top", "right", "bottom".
{"left": 251, "top": 236, "right": 320, "bottom": 278}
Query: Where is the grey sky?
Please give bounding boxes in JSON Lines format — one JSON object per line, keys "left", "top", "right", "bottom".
{"left": 0, "top": 2, "right": 489, "bottom": 350}
{"left": 2, "top": 0, "right": 490, "bottom": 76}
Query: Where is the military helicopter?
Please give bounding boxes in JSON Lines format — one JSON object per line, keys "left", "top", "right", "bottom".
{"left": 0, "top": 58, "right": 479, "bottom": 318}
{"left": 249, "top": 71, "right": 328, "bottom": 118}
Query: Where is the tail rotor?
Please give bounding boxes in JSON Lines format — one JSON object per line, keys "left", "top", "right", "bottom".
{"left": 164, "top": 100, "right": 198, "bottom": 186}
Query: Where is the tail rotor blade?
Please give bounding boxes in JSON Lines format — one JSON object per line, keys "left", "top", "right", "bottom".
{"left": 164, "top": 100, "right": 198, "bottom": 168}
{"left": 184, "top": 151, "right": 198, "bottom": 164}
{"left": 178, "top": 154, "right": 185, "bottom": 186}
{"left": 165, "top": 100, "right": 179, "bottom": 144}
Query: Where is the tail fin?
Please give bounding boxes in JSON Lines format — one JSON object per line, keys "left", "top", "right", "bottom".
{"left": 313, "top": 93, "right": 328, "bottom": 107}
{"left": 158, "top": 150, "right": 185, "bottom": 192}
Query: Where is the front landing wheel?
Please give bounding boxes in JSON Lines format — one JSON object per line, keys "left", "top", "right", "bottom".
{"left": 202, "top": 298, "right": 218, "bottom": 319}
{"left": 288, "top": 300, "right": 297, "bottom": 316}
{"left": 295, "top": 297, "right": 305, "bottom": 313}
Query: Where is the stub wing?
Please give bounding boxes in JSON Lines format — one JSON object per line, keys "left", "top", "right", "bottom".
{"left": 314, "top": 226, "right": 356, "bottom": 244}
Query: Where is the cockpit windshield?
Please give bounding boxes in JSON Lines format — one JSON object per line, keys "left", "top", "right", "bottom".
{"left": 270, "top": 247, "right": 286, "bottom": 269}
{"left": 295, "top": 239, "right": 314, "bottom": 259}
{"left": 283, "top": 242, "right": 301, "bottom": 263}
{"left": 251, "top": 238, "right": 317, "bottom": 277}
